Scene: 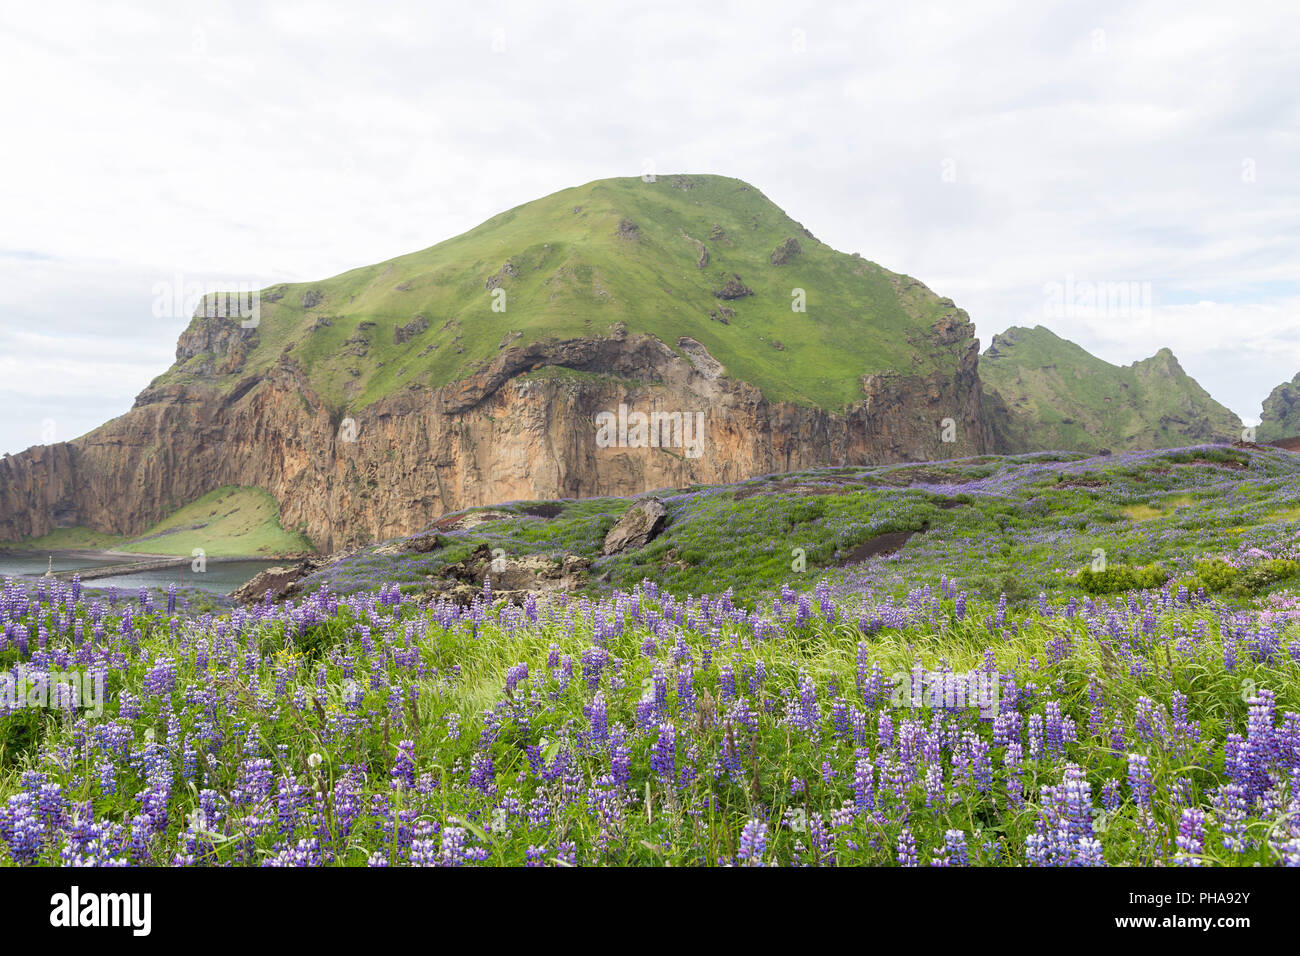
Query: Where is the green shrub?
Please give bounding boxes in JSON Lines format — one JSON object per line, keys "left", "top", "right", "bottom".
{"left": 997, "top": 572, "right": 1040, "bottom": 604}
{"left": 1193, "top": 559, "right": 1239, "bottom": 592}
{"left": 1077, "top": 563, "right": 1168, "bottom": 595}
{"left": 1231, "top": 558, "right": 1300, "bottom": 595}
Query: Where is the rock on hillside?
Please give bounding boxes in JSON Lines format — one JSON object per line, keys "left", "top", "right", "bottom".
{"left": 602, "top": 497, "right": 668, "bottom": 555}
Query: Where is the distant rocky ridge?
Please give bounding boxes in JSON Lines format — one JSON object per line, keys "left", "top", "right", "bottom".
{"left": 1258, "top": 372, "right": 1300, "bottom": 443}
{"left": 980, "top": 325, "right": 1242, "bottom": 454}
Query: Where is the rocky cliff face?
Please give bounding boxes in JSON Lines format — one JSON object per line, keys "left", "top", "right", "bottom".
{"left": 1258, "top": 372, "right": 1300, "bottom": 442}
{"left": 0, "top": 315, "right": 990, "bottom": 552}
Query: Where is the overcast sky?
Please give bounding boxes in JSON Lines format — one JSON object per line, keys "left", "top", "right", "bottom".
{"left": 2, "top": 0, "right": 1297, "bottom": 455}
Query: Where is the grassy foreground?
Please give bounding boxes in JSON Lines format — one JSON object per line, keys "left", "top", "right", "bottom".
{"left": 2, "top": 444, "right": 1299, "bottom": 867}
{"left": 0, "top": 566, "right": 1296, "bottom": 866}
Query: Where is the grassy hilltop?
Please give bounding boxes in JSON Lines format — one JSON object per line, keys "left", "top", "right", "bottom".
{"left": 981, "top": 326, "right": 1242, "bottom": 453}
{"left": 157, "top": 174, "right": 964, "bottom": 414}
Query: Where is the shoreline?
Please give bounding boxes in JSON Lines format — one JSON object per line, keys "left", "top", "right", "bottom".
{"left": 0, "top": 547, "right": 316, "bottom": 563}
{"left": 0, "top": 549, "right": 317, "bottom": 588}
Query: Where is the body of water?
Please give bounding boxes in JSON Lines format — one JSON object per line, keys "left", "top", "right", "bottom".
{"left": 0, "top": 555, "right": 285, "bottom": 595}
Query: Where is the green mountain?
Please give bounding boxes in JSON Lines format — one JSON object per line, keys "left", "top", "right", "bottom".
{"left": 1257, "top": 372, "right": 1300, "bottom": 442}
{"left": 2, "top": 174, "right": 991, "bottom": 551}
{"left": 980, "top": 325, "right": 1242, "bottom": 453}
{"left": 158, "top": 173, "right": 958, "bottom": 413}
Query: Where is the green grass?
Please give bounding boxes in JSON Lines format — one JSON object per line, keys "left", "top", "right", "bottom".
{"left": 152, "top": 174, "right": 965, "bottom": 417}
{"left": 1122, "top": 503, "right": 1163, "bottom": 522}
{"left": 3, "top": 486, "right": 312, "bottom": 558}
{"left": 117, "top": 486, "right": 313, "bottom": 557}
{"left": 301, "top": 444, "right": 1300, "bottom": 610}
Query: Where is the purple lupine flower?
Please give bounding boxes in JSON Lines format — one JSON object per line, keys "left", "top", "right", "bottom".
{"left": 993, "top": 710, "right": 1020, "bottom": 749}
{"left": 579, "top": 647, "right": 609, "bottom": 691}
{"left": 1135, "top": 696, "right": 1168, "bottom": 746}
{"left": 504, "top": 662, "right": 528, "bottom": 695}
{"left": 1027, "top": 714, "right": 1045, "bottom": 760}
{"left": 969, "top": 735, "right": 993, "bottom": 793}
{"left": 1243, "top": 692, "right": 1277, "bottom": 800}
{"left": 677, "top": 663, "right": 696, "bottom": 719}
{"left": 1087, "top": 673, "right": 1106, "bottom": 736}
{"left": 584, "top": 692, "right": 609, "bottom": 747}
{"left": 1029, "top": 764, "right": 1100, "bottom": 866}
{"left": 877, "top": 712, "right": 894, "bottom": 751}
{"left": 391, "top": 739, "right": 416, "bottom": 790}
{"left": 1100, "top": 779, "right": 1121, "bottom": 812}
{"left": 865, "top": 661, "right": 885, "bottom": 710}
{"left": 831, "top": 697, "right": 850, "bottom": 740}
{"left": 718, "top": 664, "right": 736, "bottom": 703}
{"left": 943, "top": 829, "right": 969, "bottom": 867}
{"left": 737, "top": 817, "right": 767, "bottom": 866}
{"left": 849, "top": 705, "right": 867, "bottom": 746}
{"left": 1212, "top": 783, "right": 1249, "bottom": 854}
{"left": 468, "top": 751, "right": 495, "bottom": 795}
{"left": 1127, "top": 754, "right": 1153, "bottom": 808}
{"left": 2, "top": 792, "right": 44, "bottom": 864}
{"left": 1003, "top": 742, "right": 1025, "bottom": 808}
{"left": 652, "top": 723, "right": 676, "bottom": 784}
{"left": 1059, "top": 764, "right": 1095, "bottom": 846}
{"left": 815, "top": 579, "right": 835, "bottom": 622}
{"left": 1075, "top": 838, "right": 1106, "bottom": 866}
{"left": 1045, "top": 701, "right": 1065, "bottom": 754}
{"left": 922, "top": 763, "right": 944, "bottom": 809}
{"left": 792, "top": 672, "right": 819, "bottom": 737}
{"left": 896, "top": 827, "right": 917, "bottom": 867}
{"left": 1174, "top": 808, "right": 1206, "bottom": 866}
{"left": 1109, "top": 719, "right": 1127, "bottom": 754}
{"left": 852, "top": 750, "right": 875, "bottom": 814}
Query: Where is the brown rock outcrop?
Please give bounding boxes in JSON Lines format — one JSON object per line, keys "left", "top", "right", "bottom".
{"left": 602, "top": 497, "right": 668, "bottom": 555}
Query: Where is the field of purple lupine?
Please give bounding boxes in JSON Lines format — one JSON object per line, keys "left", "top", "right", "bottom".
{"left": 2, "top": 446, "right": 1300, "bottom": 866}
